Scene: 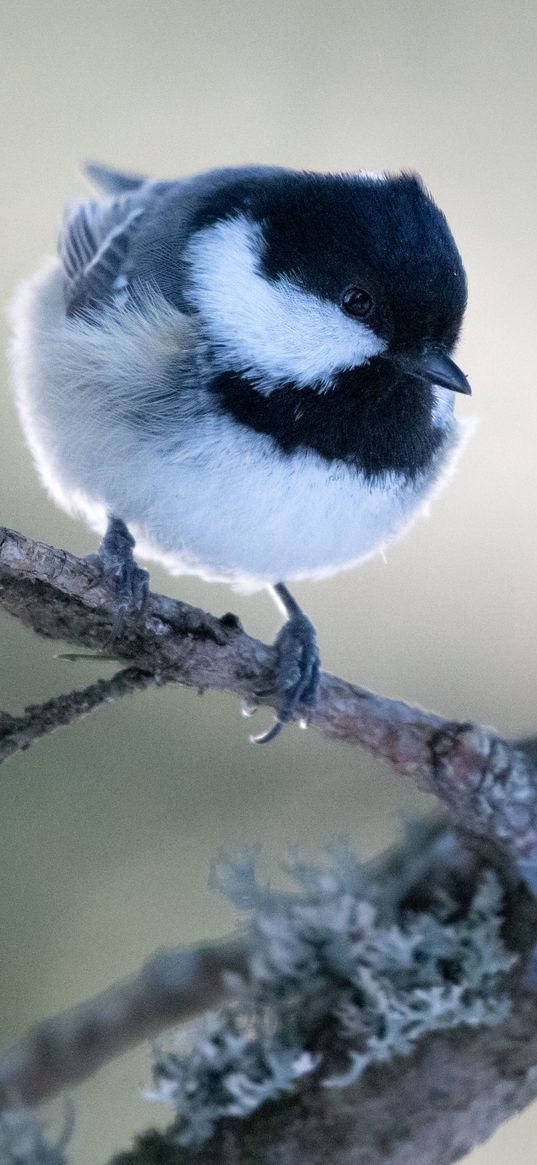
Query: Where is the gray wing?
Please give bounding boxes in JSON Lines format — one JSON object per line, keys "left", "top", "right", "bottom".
{"left": 60, "top": 160, "right": 289, "bottom": 316}
{"left": 59, "top": 197, "right": 144, "bottom": 316}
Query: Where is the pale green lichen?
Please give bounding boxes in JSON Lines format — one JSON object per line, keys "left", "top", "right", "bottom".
{"left": 147, "top": 842, "right": 515, "bottom": 1146}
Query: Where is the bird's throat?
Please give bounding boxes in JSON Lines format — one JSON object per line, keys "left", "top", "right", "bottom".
{"left": 209, "top": 362, "right": 447, "bottom": 481}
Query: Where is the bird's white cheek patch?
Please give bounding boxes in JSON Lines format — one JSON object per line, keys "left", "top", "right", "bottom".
{"left": 185, "top": 215, "right": 386, "bottom": 391}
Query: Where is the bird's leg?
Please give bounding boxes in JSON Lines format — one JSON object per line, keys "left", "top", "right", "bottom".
{"left": 250, "top": 582, "right": 321, "bottom": 744}
{"left": 91, "top": 516, "right": 149, "bottom": 640}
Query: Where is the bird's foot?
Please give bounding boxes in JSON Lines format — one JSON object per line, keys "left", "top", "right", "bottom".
{"left": 251, "top": 609, "right": 320, "bottom": 744}
{"left": 89, "top": 517, "right": 149, "bottom": 642}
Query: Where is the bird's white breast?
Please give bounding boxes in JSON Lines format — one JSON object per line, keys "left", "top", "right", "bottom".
{"left": 9, "top": 260, "right": 470, "bottom": 593}
{"left": 130, "top": 424, "right": 458, "bottom": 592}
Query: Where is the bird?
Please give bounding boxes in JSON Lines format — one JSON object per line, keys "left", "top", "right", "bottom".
{"left": 9, "top": 162, "right": 472, "bottom": 743}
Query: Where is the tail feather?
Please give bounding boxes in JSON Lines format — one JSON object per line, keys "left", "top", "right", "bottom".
{"left": 84, "top": 162, "right": 148, "bottom": 195}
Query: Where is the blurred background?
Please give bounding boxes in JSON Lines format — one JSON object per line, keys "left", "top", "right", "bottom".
{"left": 0, "top": 1, "right": 536, "bottom": 1161}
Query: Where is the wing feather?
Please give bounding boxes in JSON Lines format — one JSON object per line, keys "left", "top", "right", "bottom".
{"left": 59, "top": 200, "right": 143, "bottom": 315}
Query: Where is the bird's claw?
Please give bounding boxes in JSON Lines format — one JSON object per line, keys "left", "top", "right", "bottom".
{"left": 250, "top": 718, "right": 284, "bottom": 745}
{"left": 250, "top": 612, "right": 320, "bottom": 744}
{"left": 91, "top": 517, "right": 149, "bottom": 644}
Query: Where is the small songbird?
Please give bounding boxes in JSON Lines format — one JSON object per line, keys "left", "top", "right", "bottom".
{"left": 10, "top": 163, "right": 472, "bottom": 742}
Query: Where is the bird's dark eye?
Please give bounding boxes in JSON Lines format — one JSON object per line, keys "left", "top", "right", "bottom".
{"left": 341, "top": 287, "right": 373, "bottom": 319}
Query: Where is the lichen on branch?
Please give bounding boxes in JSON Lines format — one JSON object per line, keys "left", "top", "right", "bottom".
{"left": 146, "top": 844, "right": 515, "bottom": 1146}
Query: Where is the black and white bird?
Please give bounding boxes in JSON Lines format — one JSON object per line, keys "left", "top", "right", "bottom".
{"left": 10, "top": 163, "right": 472, "bottom": 742}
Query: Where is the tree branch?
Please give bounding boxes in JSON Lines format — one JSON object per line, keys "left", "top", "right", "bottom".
{"left": 0, "top": 936, "right": 250, "bottom": 1111}
{"left": 2, "top": 515, "right": 537, "bottom": 1165}
{"left": 2, "top": 525, "right": 537, "bottom": 867}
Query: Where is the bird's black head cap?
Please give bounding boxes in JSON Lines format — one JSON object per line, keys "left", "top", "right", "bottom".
{"left": 190, "top": 168, "right": 467, "bottom": 355}
{"left": 259, "top": 171, "right": 467, "bottom": 352}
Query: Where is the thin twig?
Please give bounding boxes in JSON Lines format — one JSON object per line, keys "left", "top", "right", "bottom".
{"left": 0, "top": 936, "right": 250, "bottom": 1111}
{"left": 0, "top": 669, "right": 157, "bottom": 763}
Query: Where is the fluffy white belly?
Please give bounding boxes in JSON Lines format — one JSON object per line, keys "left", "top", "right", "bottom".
{"left": 131, "top": 437, "right": 450, "bottom": 590}
{"left": 9, "top": 260, "right": 467, "bottom": 593}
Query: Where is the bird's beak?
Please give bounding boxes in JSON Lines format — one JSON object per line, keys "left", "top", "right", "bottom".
{"left": 399, "top": 349, "right": 472, "bottom": 395}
